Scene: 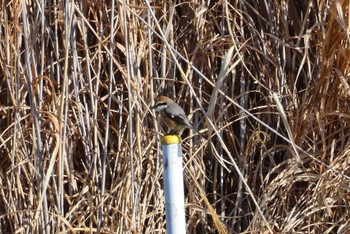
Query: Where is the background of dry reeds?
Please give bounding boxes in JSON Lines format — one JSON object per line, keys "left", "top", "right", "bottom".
{"left": 1, "top": 0, "right": 350, "bottom": 233}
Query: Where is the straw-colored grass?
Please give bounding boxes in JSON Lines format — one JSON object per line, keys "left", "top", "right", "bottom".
{"left": 0, "top": 0, "right": 349, "bottom": 233}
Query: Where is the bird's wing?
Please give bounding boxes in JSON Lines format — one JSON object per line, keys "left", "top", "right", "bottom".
{"left": 163, "top": 103, "right": 191, "bottom": 126}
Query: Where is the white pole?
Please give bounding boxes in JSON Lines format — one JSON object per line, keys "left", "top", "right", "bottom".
{"left": 161, "top": 135, "right": 186, "bottom": 234}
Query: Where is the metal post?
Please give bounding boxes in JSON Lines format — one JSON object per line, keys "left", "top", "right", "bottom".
{"left": 161, "top": 135, "right": 186, "bottom": 234}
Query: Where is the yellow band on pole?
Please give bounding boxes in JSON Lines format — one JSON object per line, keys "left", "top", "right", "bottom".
{"left": 161, "top": 135, "right": 182, "bottom": 145}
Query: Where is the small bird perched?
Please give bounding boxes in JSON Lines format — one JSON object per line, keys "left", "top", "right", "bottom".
{"left": 151, "top": 96, "right": 202, "bottom": 136}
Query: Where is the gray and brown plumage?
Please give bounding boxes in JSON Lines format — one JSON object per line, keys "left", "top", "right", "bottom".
{"left": 151, "top": 96, "right": 202, "bottom": 135}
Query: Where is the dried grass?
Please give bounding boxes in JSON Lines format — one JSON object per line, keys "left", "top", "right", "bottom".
{"left": 0, "top": 0, "right": 349, "bottom": 233}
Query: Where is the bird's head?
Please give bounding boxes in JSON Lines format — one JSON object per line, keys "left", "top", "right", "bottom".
{"left": 151, "top": 96, "right": 174, "bottom": 111}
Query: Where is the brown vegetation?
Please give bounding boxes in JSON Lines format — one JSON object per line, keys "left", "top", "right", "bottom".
{"left": 0, "top": 0, "right": 349, "bottom": 233}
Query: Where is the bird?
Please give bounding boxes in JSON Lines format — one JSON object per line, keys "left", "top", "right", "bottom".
{"left": 151, "top": 96, "right": 202, "bottom": 136}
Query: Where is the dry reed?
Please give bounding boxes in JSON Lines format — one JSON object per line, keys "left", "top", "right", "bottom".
{"left": 0, "top": 0, "right": 349, "bottom": 233}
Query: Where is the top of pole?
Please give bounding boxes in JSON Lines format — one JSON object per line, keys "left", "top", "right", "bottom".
{"left": 161, "top": 135, "right": 182, "bottom": 145}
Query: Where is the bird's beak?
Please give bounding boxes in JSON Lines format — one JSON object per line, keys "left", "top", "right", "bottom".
{"left": 151, "top": 104, "right": 157, "bottom": 110}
